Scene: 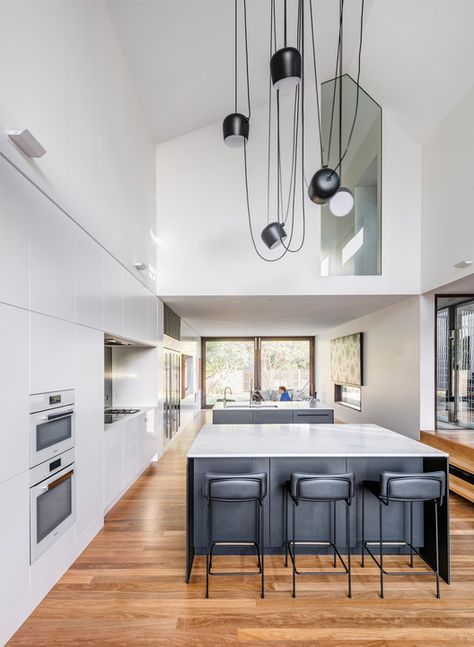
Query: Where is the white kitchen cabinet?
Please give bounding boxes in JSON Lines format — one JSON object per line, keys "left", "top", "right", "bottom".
{"left": 74, "top": 227, "right": 103, "bottom": 330}
{"left": 75, "top": 325, "right": 104, "bottom": 537}
{"left": 123, "top": 418, "right": 139, "bottom": 486}
{"left": 0, "top": 304, "right": 29, "bottom": 484}
{"left": 30, "top": 189, "right": 75, "bottom": 322}
{"left": 103, "top": 251, "right": 124, "bottom": 337}
{"left": 138, "top": 410, "right": 158, "bottom": 472}
{"left": 30, "top": 313, "right": 74, "bottom": 394}
{"left": 104, "top": 426, "right": 124, "bottom": 511}
{"left": 0, "top": 472, "right": 30, "bottom": 646}
{"left": 122, "top": 268, "right": 141, "bottom": 342}
{"left": 0, "top": 157, "right": 31, "bottom": 309}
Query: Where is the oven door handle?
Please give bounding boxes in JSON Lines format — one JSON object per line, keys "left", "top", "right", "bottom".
{"left": 48, "top": 469, "right": 74, "bottom": 491}
{"left": 46, "top": 410, "right": 74, "bottom": 421}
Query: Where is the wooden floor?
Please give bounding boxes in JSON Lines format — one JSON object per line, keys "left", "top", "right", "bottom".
{"left": 9, "top": 413, "right": 474, "bottom": 646}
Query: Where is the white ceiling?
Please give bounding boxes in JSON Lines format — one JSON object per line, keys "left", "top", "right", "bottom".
{"left": 107, "top": 0, "right": 372, "bottom": 143}
{"left": 108, "top": 0, "right": 474, "bottom": 144}
{"left": 164, "top": 294, "right": 409, "bottom": 336}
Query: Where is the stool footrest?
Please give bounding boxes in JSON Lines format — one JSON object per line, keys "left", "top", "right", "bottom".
{"left": 287, "top": 540, "right": 350, "bottom": 575}
{"left": 363, "top": 540, "right": 436, "bottom": 577}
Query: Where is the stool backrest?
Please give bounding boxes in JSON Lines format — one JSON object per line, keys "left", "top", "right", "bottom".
{"left": 380, "top": 471, "right": 446, "bottom": 503}
{"left": 290, "top": 472, "right": 355, "bottom": 503}
{"left": 202, "top": 472, "right": 267, "bottom": 501}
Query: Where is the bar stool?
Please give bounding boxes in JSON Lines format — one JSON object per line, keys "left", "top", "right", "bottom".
{"left": 202, "top": 472, "right": 267, "bottom": 599}
{"left": 284, "top": 472, "right": 355, "bottom": 598}
{"left": 361, "top": 471, "right": 446, "bottom": 598}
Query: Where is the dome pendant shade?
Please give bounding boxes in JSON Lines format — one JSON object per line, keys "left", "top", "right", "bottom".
{"left": 270, "top": 47, "right": 302, "bottom": 90}
{"left": 223, "top": 113, "right": 249, "bottom": 147}
{"left": 261, "top": 222, "right": 288, "bottom": 249}
{"left": 329, "top": 187, "right": 355, "bottom": 217}
{"left": 308, "top": 168, "right": 340, "bottom": 204}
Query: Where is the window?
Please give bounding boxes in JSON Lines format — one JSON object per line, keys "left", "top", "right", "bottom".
{"left": 335, "top": 384, "right": 361, "bottom": 411}
{"left": 202, "top": 337, "right": 315, "bottom": 408}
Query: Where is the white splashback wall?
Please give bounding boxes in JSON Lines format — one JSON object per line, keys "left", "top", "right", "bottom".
{"left": 0, "top": 0, "right": 157, "bottom": 291}
{"left": 156, "top": 98, "right": 421, "bottom": 296}
{"left": 316, "top": 296, "right": 421, "bottom": 439}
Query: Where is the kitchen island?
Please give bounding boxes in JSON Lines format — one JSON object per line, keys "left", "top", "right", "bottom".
{"left": 186, "top": 423, "right": 449, "bottom": 583}
{"left": 212, "top": 400, "right": 334, "bottom": 424}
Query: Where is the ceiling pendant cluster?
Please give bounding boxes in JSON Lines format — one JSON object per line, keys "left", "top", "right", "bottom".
{"left": 222, "top": 0, "right": 365, "bottom": 261}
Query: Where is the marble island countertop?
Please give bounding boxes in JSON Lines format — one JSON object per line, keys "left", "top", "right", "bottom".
{"left": 188, "top": 423, "right": 448, "bottom": 458}
{"left": 212, "top": 401, "right": 334, "bottom": 411}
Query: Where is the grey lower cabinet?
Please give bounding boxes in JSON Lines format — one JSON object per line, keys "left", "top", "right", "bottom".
{"left": 212, "top": 408, "right": 334, "bottom": 424}
{"left": 213, "top": 409, "right": 253, "bottom": 424}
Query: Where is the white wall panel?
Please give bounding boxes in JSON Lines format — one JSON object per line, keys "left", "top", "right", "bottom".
{"left": 0, "top": 471, "right": 30, "bottom": 644}
{"left": 30, "top": 194, "right": 75, "bottom": 322}
{"left": 0, "top": 304, "right": 29, "bottom": 483}
{"left": 0, "top": 157, "right": 30, "bottom": 309}
{"left": 30, "top": 313, "right": 74, "bottom": 394}
{"left": 74, "top": 227, "right": 103, "bottom": 330}
{"left": 74, "top": 325, "right": 104, "bottom": 537}
{"left": 103, "top": 251, "right": 124, "bottom": 337}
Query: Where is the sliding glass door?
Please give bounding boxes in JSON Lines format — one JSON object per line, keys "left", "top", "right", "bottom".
{"left": 436, "top": 297, "right": 474, "bottom": 429}
{"left": 202, "top": 337, "right": 314, "bottom": 408}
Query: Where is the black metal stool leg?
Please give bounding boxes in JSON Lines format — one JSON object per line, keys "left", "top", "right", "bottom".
{"left": 379, "top": 500, "right": 384, "bottom": 599}
{"left": 205, "top": 501, "right": 210, "bottom": 598}
{"left": 284, "top": 486, "right": 289, "bottom": 568}
{"left": 434, "top": 500, "right": 440, "bottom": 599}
{"left": 361, "top": 486, "right": 365, "bottom": 567}
{"left": 409, "top": 501, "right": 414, "bottom": 568}
{"left": 332, "top": 501, "right": 337, "bottom": 568}
{"left": 346, "top": 502, "right": 352, "bottom": 598}
{"left": 260, "top": 500, "right": 265, "bottom": 599}
{"left": 292, "top": 499, "right": 296, "bottom": 598}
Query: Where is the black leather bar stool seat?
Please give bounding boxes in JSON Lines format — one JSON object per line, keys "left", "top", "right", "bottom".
{"left": 361, "top": 471, "right": 446, "bottom": 598}
{"left": 202, "top": 472, "right": 267, "bottom": 598}
{"left": 285, "top": 472, "right": 355, "bottom": 598}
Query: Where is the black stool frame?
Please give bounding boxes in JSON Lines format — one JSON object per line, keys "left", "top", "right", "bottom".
{"left": 284, "top": 479, "right": 353, "bottom": 598}
{"left": 361, "top": 479, "right": 442, "bottom": 599}
{"left": 205, "top": 477, "right": 265, "bottom": 599}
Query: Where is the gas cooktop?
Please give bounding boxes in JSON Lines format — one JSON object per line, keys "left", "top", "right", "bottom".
{"left": 104, "top": 408, "right": 140, "bottom": 424}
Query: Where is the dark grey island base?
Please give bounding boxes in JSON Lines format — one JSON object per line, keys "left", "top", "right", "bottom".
{"left": 212, "top": 401, "right": 334, "bottom": 425}
{"left": 186, "top": 424, "right": 450, "bottom": 585}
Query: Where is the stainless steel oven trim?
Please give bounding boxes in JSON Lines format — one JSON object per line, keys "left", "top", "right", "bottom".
{"left": 30, "top": 457, "right": 76, "bottom": 564}
{"left": 29, "top": 403, "right": 75, "bottom": 468}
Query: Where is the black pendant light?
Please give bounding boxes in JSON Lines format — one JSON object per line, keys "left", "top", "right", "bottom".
{"left": 270, "top": 1, "right": 301, "bottom": 91}
{"left": 223, "top": 113, "right": 249, "bottom": 147}
{"left": 308, "top": 168, "right": 340, "bottom": 205}
{"left": 223, "top": 0, "right": 250, "bottom": 147}
{"left": 261, "top": 222, "right": 288, "bottom": 249}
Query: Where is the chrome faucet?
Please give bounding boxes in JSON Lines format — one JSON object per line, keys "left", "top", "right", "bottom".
{"left": 223, "top": 386, "right": 232, "bottom": 408}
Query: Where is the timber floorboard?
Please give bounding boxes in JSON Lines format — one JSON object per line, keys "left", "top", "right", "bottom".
{"left": 8, "top": 412, "right": 474, "bottom": 646}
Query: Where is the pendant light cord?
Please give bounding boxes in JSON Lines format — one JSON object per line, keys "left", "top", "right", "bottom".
{"left": 234, "top": 0, "right": 238, "bottom": 113}
{"left": 334, "top": 0, "right": 365, "bottom": 173}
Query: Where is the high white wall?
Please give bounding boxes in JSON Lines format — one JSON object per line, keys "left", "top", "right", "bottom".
{"left": 0, "top": 2, "right": 160, "bottom": 643}
{"left": 0, "top": 0, "right": 157, "bottom": 291}
{"left": 422, "top": 84, "right": 474, "bottom": 293}
{"left": 316, "top": 296, "right": 421, "bottom": 439}
{"left": 156, "top": 99, "right": 421, "bottom": 296}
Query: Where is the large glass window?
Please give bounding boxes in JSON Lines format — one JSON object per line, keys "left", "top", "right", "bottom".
{"left": 260, "top": 339, "right": 312, "bottom": 400}
{"left": 202, "top": 337, "right": 314, "bottom": 408}
{"left": 203, "top": 339, "right": 255, "bottom": 407}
